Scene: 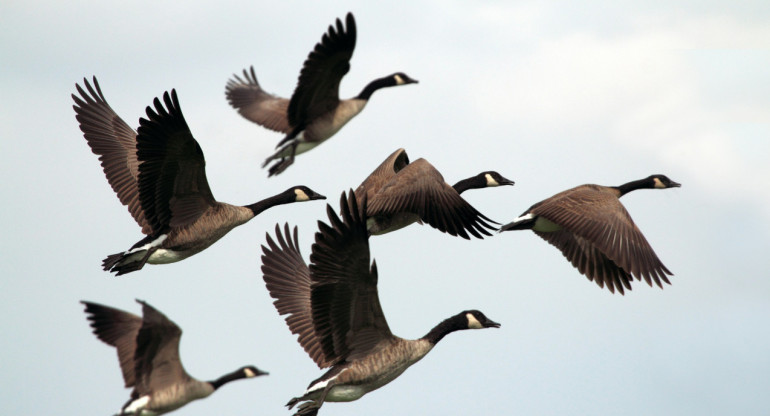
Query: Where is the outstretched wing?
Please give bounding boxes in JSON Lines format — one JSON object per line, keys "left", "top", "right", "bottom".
{"left": 225, "top": 66, "right": 292, "bottom": 134}
{"left": 533, "top": 186, "right": 672, "bottom": 292}
{"left": 136, "top": 90, "right": 216, "bottom": 233}
{"left": 82, "top": 301, "right": 143, "bottom": 387}
{"left": 366, "top": 159, "right": 496, "bottom": 239}
{"left": 132, "top": 300, "right": 190, "bottom": 395}
{"left": 310, "top": 192, "right": 393, "bottom": 363}
{"left": 261, "top": 224, "right": 331, "bottom": 368}
{"left": 288, "top": 13, "right": 357, "bottom": 127}
{"left": 72, "top": 77, "right": 151, "bottom": 234}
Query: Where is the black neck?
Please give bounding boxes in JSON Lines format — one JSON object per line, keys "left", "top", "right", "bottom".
{"left": 422, "top": 315, "right": 467, "bottom": 345}
{"left": 245, "top": 192, "right": 292, "bottom": 216}
{"left": 357, "top": 76, "right": 395, "bottom": 100}
{"left": 209, "top": 369, "right": 247, "bottom": 390}
{"left": 452, "top": 176, "right": 484, "bottom": 194}
{"left": 614, "top": 178, "right": 653, "bottom": 197}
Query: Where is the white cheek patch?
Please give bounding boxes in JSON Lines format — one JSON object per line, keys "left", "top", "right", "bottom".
{"left": 653, "top": 177, "right": 665, "bottom": 188}
{"left": 244, "top": 368, "right": 256, "bottom": 378}
{"left": 485, "top": 173, "right": 499, "bottom": 187}
{"left": 394, "top": 74, "right": 405, "bottom": 85}
{"left": 294, "top": 189, "right": 310, "bottom": 202}
{"left": 466, "top": 313, "right": 483, "bottom": 329}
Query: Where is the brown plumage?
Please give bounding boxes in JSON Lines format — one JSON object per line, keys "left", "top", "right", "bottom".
{"left": 355, "top": 148, "right": 513, "bottom": 239}
{"left": 81, "top": 300, "right": 267, "bottom": 415}
{"left": 72, "top": 77, "right": 326, "bottom": 275}
{"left": 260, "top": 191, "right": 499, "bottom": 416}
{"left": 499, "top": 174, "right": 681, "bottom": 294}
{"left": 225, "top": 13, "right": 417, "bottom": 177}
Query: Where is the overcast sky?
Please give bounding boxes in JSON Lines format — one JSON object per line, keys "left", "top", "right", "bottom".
{"left": 1, "top": 0, "right": 769, "bottom": 415}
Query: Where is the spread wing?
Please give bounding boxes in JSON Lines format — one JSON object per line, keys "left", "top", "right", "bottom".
{"left": 72, "top": 78, "right": 151, "bottom": 234}
{"left": 532, "top": 186, "right": 672, "bottom": 293}
{"left": 135, "top": 90, "right": 216, "bottom": 232}
{"left": 82, "top": 301, "right": 143, "bottom": 387}
{"left": 261, "top": 224, "right": 330, "bottom": 368}
{"left": 366, "top": 158, "right": 496, "bottom": 239}
{"left": 225, "top": 66, "right": 291, "bottom": 134}
{"left": 309, "top": 192, "right": 392, "bottom": 364}
{"left": 132, "top": 300, "right": 190, "bottom": 395}
{"left": 261, "top": 191, "right": 392, "bottom": 369}
{"left": 354, "top": 148, "right": 410, "bottom": 202}
{"left": 287, "top": 12, "right": 356, "bottom": 127}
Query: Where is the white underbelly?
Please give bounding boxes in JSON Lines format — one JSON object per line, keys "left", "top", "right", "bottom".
{"left": 147, "top": 248, "right": 191, "bottom": 264}
{"left": 325, "top": 385, "right": 368, "bottom": 402}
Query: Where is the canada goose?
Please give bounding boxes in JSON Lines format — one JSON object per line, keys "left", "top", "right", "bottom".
{"left": 260, "top": 191, "right": 500, "bottom": 416}
{"left": 499, "top": 174, "right": 681, "bottom": 294}
{"left": 355, "top": 148, "right": 513, "bottom": 239}
{"left": 72, "top": 77, "right": 326, "bottom": 275}
{"left": 225, "top": 13, "right": 418, "bottom": 176}
{"left": 81, "top": 300, "right": 268, "bottom": 415}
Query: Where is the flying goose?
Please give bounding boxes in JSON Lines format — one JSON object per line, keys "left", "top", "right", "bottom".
{"left": 499, "top": 174, "right": 681, "bottom": 294}
{"left": 225, "top": 12, "right": 418, "bottom": 176}
{"left": 81, "top": 300, "right": 268, "bottom": 415}
{"left": 355, "top": 148, "right": 514, "bottom": 238}
{"left": 72, "top": 77, "right": 326, "bottom": 275}
{"left": 260, "top": 191, "right": 500, "bottom": 416}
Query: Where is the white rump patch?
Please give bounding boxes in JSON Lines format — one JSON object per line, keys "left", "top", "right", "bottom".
{"left": 123, "top": 395, "right": 151, "bottom": 414}
{"left": 466, "top": 313, "right": 483, "bottom": 329}
{"left": 125, "top": 234, "right": 168, "bottom": 255}
{"left": 485, "top": 173, "right": 499, "bottom": 187}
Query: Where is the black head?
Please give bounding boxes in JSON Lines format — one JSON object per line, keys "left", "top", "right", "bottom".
{"left": 478, "top": 171, "right": 515, "bottom": 187}
{"left": 648, "top": 174, "right": 681, "bottom": 189}
{"left": 289, "top": 186, "right": 327, "bottom": 202}
{"left": 453, "top": 171, "right": 514, "bottom": 194}
{"left": 241, "top": 365, "right": 269, "bottom": 378}
{"left": 391, "top": 72, "right": 419, "bottom": 86}
{"left": 461, "top": 310, "right": 501, "bottom": 329}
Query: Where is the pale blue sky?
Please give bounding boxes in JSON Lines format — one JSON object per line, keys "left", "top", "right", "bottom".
{"left": 1, "top": 1, "right": 769, "bottom": 415}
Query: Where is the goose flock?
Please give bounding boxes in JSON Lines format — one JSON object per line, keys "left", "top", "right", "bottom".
{"left": 73, "top": 12, "right": 680, "bottom": 416}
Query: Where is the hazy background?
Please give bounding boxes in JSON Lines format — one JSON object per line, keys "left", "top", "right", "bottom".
{"left": 2, "top": 1, "right": 769, "bottom": 415}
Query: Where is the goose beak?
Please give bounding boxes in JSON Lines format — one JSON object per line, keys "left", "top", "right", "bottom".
{"left": 311, "top": 194, "right": 327, "bottom": 200}
{"left": 498, "top": 176, "right": 515, "bottom": 186}
{"left": 483, "top": 318, "right": 501, "bottom": 329}
{"left": 670, "top": 181, "right": 681, "bottom": 188}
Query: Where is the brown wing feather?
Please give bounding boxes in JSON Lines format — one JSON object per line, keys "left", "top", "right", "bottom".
{"left": 133, "top": 300, "right": 189, "bottom": 395}
{"left": 288, "top": 13, "right": 356, "bottom": 126}
{"left": 225, "top": 66, "right": 292, "bottom": 134}
{"left": 309, "top": 192, "right": 392, "bottom": 363}
{"left": 366, "top": 159, "right": 496, "bottom": 239}
{"left": 534, "top": 230, "right": 634, "bottom": 294}
{"left": 72, "top": 78, "right": 151, "bottom": 234}
{"left": 354, "top": 148, "right": 410, "bottom": 203}
{"left": 261, "top": 193, "right": 393, "bottom": 369}
{"left": 135, "top": 90, "right": 216, "bottom": 232}
{"left": 532, "top": 185, "right": 672, "bottom": 291}
{"left": 261, "top": 224, "right": 332, "bottom": 368}
{"left": 82, "top": 301, "right": 143, "bottom": 387}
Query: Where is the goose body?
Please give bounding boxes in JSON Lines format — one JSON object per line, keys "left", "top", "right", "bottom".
{"left": 81, "top": 300, "right": 268, "bottom": 415}
{"left": 499, "top": 174, "right": 681, "bottom": 294}
{"left": 225, "top": 13, "right": 418, "bottom": 176}
{"left": 355, "top": 148, "right": 514, "bottom": 238}
{"left": 73, "top": 78, "right": 326, "bottom": 275}
{"left": 261, "top": 192, "right": 500, "bottom": 415}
